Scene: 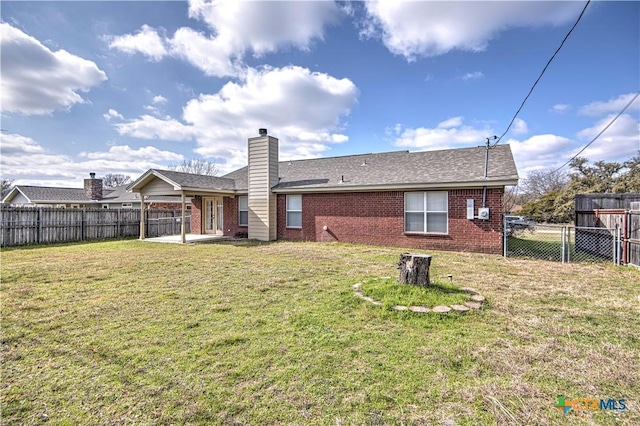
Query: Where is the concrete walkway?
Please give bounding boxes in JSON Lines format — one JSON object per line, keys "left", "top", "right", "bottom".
{"left": 142, "top": 234, "right": 227, "bottom": 244}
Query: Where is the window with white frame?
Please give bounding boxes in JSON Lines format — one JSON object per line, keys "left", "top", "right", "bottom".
{"left": 404, "top": 191, "right": 448, "bottom": 234}
{"left": 286, "top": 194, "right": 302, "bottom": 228}
{"left": 102, "top": 204, "right": 109, "bottom": 209}
{"left": 121, "top": 203, "right": 133, "bottom": 208}
{"left": 238, "top": 196, "right": 248, "bottom": 226}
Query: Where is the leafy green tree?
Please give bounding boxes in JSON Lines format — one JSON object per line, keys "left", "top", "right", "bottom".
{"left": 519, "top": 154, "right": 639, "bottom": 223}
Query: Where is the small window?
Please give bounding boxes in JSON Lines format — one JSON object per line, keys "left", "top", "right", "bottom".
{"left": 121, "top": 203, "right": 133, "bottom": 208}
{"left": 238, "top": 196, "right": 248, "bottom": 226}
{"left": 286, "top": 194, "right": 302, "bottom": 228}
{"left": 404, "top": 191, "right": 448, "bottom": 234}
{"left": 102, "top": 204, "right": 109, "bottom": 209}
{"left": 70, "top": 204, "right": 80, "bottom": 209}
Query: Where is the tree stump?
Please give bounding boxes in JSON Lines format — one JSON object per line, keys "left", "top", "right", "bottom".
{"left": 397, "top": 253, "right": 432, "bottom": 286}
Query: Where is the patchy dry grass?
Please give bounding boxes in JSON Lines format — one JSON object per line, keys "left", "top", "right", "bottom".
{"left": 1, "top": 240, "right": 639, "bottom": 425}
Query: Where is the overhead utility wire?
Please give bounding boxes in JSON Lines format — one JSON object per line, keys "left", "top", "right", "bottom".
{"left": 550, "top": 91, "right": 639, "bottom": 174}
{"left": 492, "top": 0, "right": 591, "bottom": 147}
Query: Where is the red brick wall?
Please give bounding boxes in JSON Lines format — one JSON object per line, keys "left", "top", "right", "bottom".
{"left": 223, "top": 196, "right": 248, "bottom": 237}
{"left": 276, "top": 189, "right": 504, "bottom": 254}
{"left": 191, "top": 196, "right": 202, "bottom": 234}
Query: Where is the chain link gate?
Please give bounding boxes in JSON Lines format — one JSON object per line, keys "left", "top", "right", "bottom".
{"left": 503, "top": 217, "right": 621, "bottom": 264}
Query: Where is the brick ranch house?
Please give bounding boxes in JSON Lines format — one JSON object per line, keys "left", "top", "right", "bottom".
{"left": 129, "top": 130, "right": 519, "bottom": 254}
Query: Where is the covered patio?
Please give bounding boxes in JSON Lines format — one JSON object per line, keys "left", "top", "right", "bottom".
{"left": 128, "top": 169, "right": 237, "bottom": 244}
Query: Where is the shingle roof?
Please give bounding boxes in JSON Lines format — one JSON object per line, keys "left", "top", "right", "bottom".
{"left": 145, "top": 169, "right": 237, "bottom": 191}
{"left": 222, "top": 145, "right": 518, "bottom": 191}
{"left": 100, "top": 185, "right": 189, "bottom": 204}
{"left": 5, "top": 185, "right": 188, "bottom": 204}
{"left": 10, "top": 186, "right": 93, "bottom": 203}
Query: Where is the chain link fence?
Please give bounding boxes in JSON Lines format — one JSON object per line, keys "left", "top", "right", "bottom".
{"left": 504, "top": 217, "right": 621, "bottom": 264}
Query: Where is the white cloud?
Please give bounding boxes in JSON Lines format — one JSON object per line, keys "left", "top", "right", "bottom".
{"left": 507, "top": 134, "right": 575, "bottom": 175}
{"left": 362, "top": 1, "right": 583, "bottom": 60}
{"left": 0, "top": 133, "right": 183, "bottom": 186}
{"left": 103, "top": 109, "right": 124, "bottom": 121}
{"left": 461, "top": 71, "right": 483, "bottom": 81}
{"left": 152, "top": 95, "right": 167, "bottom": 104}
{"left": 574, "top": 113, "right": 640, "bottom": 162}
{"left": 182, "top": 65, "right": 358, "bottom": 170}
{"left": 551, "top": 104, "right": 570, "bottom": 114}
{"left": 110, "top": 65, "right": 357, "bottom": 172}
{"left": 79, "top": 145, "right": 183, "bottom": 162}
{"left": 108, "top": 24, "right": 168, "bottom": 61}
{"left": 187, "top": 0, "right": 340, "bottom": 55}
{"left": 110, "top": 1, "right": 341, "bottom": 78}
{"left": 0, "top": 133, "right": 46, "bottom": 155}
{"left": 1, "top": 23, "right": 107, "bottom": 115}
{"left": 168, "top": 27, "right": 240, "bottom": 77}
{"left": 438, "top": 117, "right": 463, "bottom": 129}
{"left": 512, "top": 118, "right": 529, "bottom": 135}
{"left": 392, "top": 117, "right": 493, "bottom": 150}
{"left": 114, "top": 115, "right": 199, "bottom": 141}
{"left": 578, "top": 92, "right": 640, "bottom": 116}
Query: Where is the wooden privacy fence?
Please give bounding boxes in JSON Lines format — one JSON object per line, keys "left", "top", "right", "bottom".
{"left": 0, "top": 206, "right": 191, "bottom": 247}
{"left": 575, "top": 194, "right": 640, "bottom": 268}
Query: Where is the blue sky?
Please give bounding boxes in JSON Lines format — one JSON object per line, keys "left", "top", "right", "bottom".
{"left": 1, "top": 1, "right": 638, "bottom": 187}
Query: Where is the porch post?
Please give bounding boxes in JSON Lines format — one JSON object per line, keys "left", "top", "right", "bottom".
{"left": 180, "top": 191, "right": 186, "bottom": 244}
{"left": 139, "top": 194, "right": 146, "bottom": 240}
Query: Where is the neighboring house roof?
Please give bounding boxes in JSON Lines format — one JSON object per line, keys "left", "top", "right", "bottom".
{"left": 223, "top": 145, "right": 519, "bottom": 192}
{"left": 128, "top": 169, "right": 237, "bottom": 193}
{"left": 2, "top": 184, "right": 189, "bottom": 205}
{"left": 3, "top": 185, "right": 97, "bottom": 204}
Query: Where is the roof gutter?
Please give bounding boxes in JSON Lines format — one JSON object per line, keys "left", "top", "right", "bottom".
{"left": 272, "top": 179, "right": 518, "bottom": 194}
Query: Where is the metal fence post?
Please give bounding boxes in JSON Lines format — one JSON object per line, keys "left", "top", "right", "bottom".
{"left": 503, "top": 215, "right": 508, "bottom": 258}
{"left": 561, "top": 226, "right": 566, "bottom": 263}
{"left": 567, "top": 227, "right": 571, "bottom": 263}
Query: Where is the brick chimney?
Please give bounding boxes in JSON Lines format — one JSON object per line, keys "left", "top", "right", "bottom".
{"left": 84, "top": 172, "right": 103, "bottom": 200}
{"left": 248, "top": 129, "right": 278, "bottom": 241}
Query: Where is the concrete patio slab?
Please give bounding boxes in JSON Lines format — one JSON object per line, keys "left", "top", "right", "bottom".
{"left": 142, "top": 234, "right": 227, "bottom": 244}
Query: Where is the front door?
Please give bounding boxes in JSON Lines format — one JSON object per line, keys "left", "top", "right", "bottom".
{"left": 204, "top": 197, "right": 224, "bottom": 235}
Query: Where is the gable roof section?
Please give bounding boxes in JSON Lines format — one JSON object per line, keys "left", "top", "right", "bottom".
{"left": 2, "top": 184, "right": 185, "bottom": 205}
{"left": 223, "top": 145, "right": 518, "bottom": 192}
{"left": 128, "top": 169, "right": 236, "bottom": 194}
{"left": 3, "top": 185, "right": 94, "bottom": 204}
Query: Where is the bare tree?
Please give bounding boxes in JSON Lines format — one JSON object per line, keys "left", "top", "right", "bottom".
{"left": 503, "top": 186, "right": 520, "bottom": 213}
{"left": 101, "top": 174, "right": 132, "bottom": 188}
{"left": 169, "top": 159, "right": 218, "bottom": 176}
{"left": 1, "top": 178, "right": 14, "bottom": 198}
{"left": 521, "top": 169, "right": 569, "bottom": 198}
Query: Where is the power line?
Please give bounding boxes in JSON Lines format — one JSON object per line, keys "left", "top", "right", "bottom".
{"left": 550, "top": 91, "right": 639, "bottom": 173}
{"left": 492, "top": 0, "right": 591, "bottom": 147}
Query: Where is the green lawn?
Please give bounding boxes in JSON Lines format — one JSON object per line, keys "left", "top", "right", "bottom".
{"left": 2, "top": 240, "right": 639, "bottom": 425}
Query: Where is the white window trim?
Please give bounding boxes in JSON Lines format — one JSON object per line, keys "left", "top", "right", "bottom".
{"left": 404, "top": 191, "right": 448, "bottom": 234}
{"left": 286, "top": 194, "right": 302, "bottom": 228}
{"left": 238, "top": 196, "right": 248, "bottom": 227}
{"left": 121, "top": 203, "right": 133, "bottom": 208}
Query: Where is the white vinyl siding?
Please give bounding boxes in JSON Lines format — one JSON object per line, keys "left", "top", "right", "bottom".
{"left": 286, "top": 194, "right": 302, "bottom": 228}
{"left": 404, "top": 191, "right": 448, "bottom": 234}
{"left": 238, "top": 196, "right": 248, "bottom": 226}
